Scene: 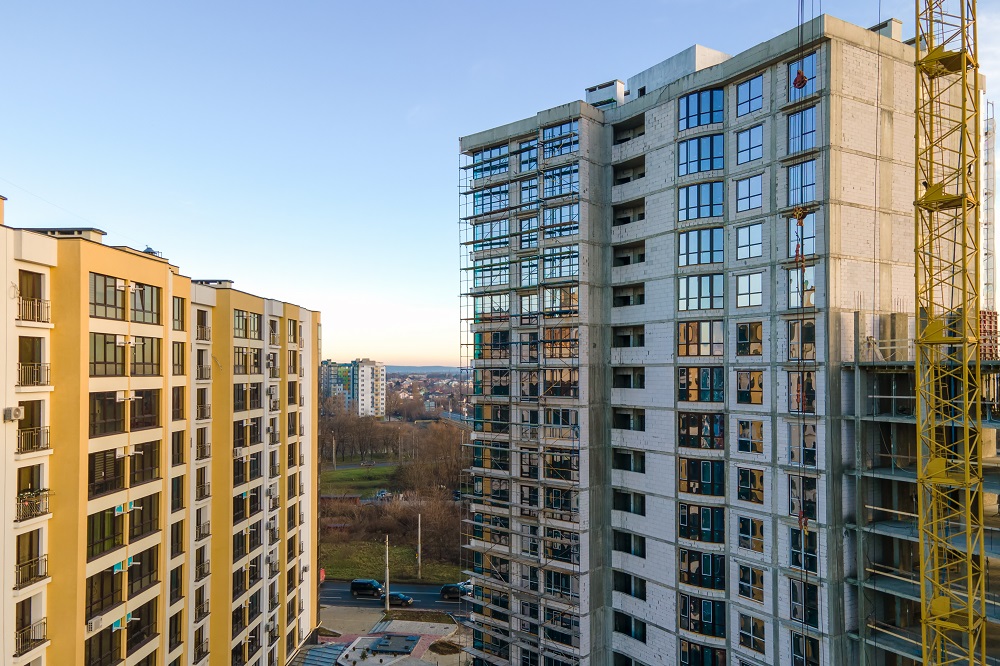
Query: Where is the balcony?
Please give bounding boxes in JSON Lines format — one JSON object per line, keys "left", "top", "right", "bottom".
{"left": 14, "top": 555, "right": 48, "bottom": 589}
{"left": 196, "top": 521, "right": 211, "bottom": 540}
{"left": 196, "top": 325, "right": 211, "bottom": 341}
{"left": 196, "top": 404, "right": 212, "bottom": 420}
{"left": 195, "top": 560, "right": 211, "bottom": 581}
{"left": 17, "top": 297, "right": 51, "bottom": 323}
{"left": 16, "top": 490, "right": 50, "bottom": 521}
{"left": 196, "top": 443, "right": 211, "bottom": 461}
{"left": 269, "top": 332, "right": 280, "bottom": 346}
{"left": 13, "top": 618, "right": 47, "bottom": 657}
{"left": 194, "top": 640, "right": 209, "bottom": 663}
{"left": 196, "top": 482, "right": 211, "bottom": 501}
{"left": 197, "top": 365, "right": 212, "bottom": 380}
{"left": 196, "top": 600, "right": 210, "bottom": 621}
{"left": 270, "top": 464, "right": 280, "bottom": 478}
{"left": 16, "top": 427, "right": 50, "bottom": 454}
{"left": 89, "top": 474, "right": 125, "bottom": 499}
{"left": 17, "top": 363, "right": 50, "bottom": 387}
{"left": 268, "top": 593, "right": 279, "bottom": 610}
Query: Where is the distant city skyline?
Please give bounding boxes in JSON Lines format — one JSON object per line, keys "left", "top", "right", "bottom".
{"left": 1, "top": 1, "right": 997, "bottom": 365}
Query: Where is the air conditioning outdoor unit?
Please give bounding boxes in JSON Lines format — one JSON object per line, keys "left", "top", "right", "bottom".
{"left": 87, "top": 616, "right": 104, "bottom": 632}
{"left": 265, "top": 554, "right": 273, "bottom": 565}
{"left": 3, "top": 406, "right": 24, "bottom": 422}
{"left": 115, "top": 334, "right": 128, "bottom": 347}
{"left": 302, "top": 564, "right": 308, "bottom": 572}
{"left": 267, "top": 386, "right": 277, "bottom": 397}
{"left": 233, "top": 447, "right": 243, "bottom": 459}
{"left": 266, "top": 426, "right": 273, "bottom": 434}
{"left": 265, "top": 621, "right": 275, "bottom": 632}
{"left": 115, "top": 278, "right": 126, "bottom": 291}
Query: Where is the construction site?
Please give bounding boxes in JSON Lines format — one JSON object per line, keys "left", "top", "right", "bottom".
{"left": 458, "top": 1, "right": 1000, "bottom": 665}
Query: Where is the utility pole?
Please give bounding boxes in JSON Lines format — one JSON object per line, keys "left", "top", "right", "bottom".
{"left": 418, "top": 513, "right": 422, "bottom": 580}
{"left": 384, "top": 534, "right": 390, "bottom": 613}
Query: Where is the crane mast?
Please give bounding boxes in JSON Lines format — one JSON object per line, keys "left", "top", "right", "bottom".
{"left": 914, "top": 1, "right": 986, "bottom": 664}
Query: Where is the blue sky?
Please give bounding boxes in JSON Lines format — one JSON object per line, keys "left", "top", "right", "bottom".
{"left": 1, "top": 1, "right": 996, "bottom": 365}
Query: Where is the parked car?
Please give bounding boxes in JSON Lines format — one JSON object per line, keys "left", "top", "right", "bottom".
{"left": 382, "top": 591, "right": 414, "bottom": 606}
{"left": 440, "top": 584, "right": 466, "bottom": 600}
{"left": 374, "top": 489, "right": 389, "bottom": 501}
{"left": 360, "top": 460, "right": 375, "bottom": 467}
{"left": 350, "top": 578, "right": 384, "bottom": 597}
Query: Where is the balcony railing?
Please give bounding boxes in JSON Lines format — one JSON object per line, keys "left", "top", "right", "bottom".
{"left": 196, "top": 365, "right": 212, "bottom": 380}
{"left": 196, "top": 482, "right": 211, "bottom": 500}
{"left": 17, "top": 363, "right": 50, "bottom": 387}
{"left": 89, "top": 475, "right": 125, "bottom": 499}
{"left": 14, "top": 555, "right": 48, "bottom": 589}
{"left": 269, "top": 464, "right": 280, "bottom": 478}
{"left": 195, "top": 560, "right": 211, "bottom": 581}
{"left": 17, "top": 297, "right": 51, "bottom": 323}
{"left": 196, "top": 325, "right": 211, "bottom": 341}
{"left": 196, "top": 600, "right": 210, "bottom": 621}
{"left": 196, "top": 443, "right": 211, "bottom": 460}
{"left": 196, "top": 404, "right": 212, "bottom": 420}
{"left": 196, "top": 522, "right": 211, "bottom": 540}
{"left": 269, "top": 332, "right": 280, "bottom": 346}
{"left": 13, "top": 619, "right": 47, "bottom": 656}
{"left": 194, "top": 640, "right": 209, "bottom": 663}
{"left": 16, "top": 427, "right": 50, "bottom": 454}
{"left": 16, "top": 491, "right": 50, "bottom": 521}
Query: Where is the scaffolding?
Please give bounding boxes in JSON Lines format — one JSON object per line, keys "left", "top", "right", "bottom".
{"left": 459, "top": 120, "right": 585, "bottom": 666}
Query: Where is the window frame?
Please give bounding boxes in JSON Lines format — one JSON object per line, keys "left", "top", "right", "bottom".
{"left": 736, "top": 273, "right": 763, "bottom": 307}
{"left": 736, "top": 174, "right": 763, "bottom": 212}
{"left": 737, "top": 75, "right": 763, "bottom": 116}
{"left": 737, "top": 124, "right": 764, "bottom": 164}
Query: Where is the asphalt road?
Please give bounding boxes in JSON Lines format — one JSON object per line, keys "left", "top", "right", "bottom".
{"left": 320, "top": 580, "right": 471, "bottom": 614}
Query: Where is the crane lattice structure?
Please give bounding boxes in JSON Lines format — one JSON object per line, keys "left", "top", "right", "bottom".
{"left": 914, "top": 1, "right": 986, "bottom": 664}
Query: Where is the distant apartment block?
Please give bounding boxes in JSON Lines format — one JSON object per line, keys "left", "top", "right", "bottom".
{"left": 0, "top": 196, "right": 320, "bottom": 666}
{"left": 350, "top": 359, "right": 386, "bottom": 419}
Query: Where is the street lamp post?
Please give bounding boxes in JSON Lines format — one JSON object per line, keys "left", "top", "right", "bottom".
{"left": 384, "top": 534, "right": 390, "bottom": 613}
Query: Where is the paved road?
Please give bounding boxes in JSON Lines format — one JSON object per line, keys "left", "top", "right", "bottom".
{"left": 320, "top": 580, "right": 471, "bottom": 614}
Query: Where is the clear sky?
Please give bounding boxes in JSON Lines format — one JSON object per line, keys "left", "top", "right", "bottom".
{"left": 2, "top": 1, "right": 997, "bottom": 366}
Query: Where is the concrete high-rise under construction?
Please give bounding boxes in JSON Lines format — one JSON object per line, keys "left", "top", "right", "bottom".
{"left": 459, "top": 14, "right": 999, "bottom": 666}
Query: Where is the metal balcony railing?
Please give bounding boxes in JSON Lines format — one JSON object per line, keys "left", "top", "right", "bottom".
{"left": 196, "top": 482, "right": 211, "bottom": 500}
{"left": 269, "top": 332, "right": 280, "bottom": 346}
{"left": 196, "top": 443, "right": 211, "bottom": 460}
{"left": 14, "top": 555, "right": 48, "bottom": 589}
{"left": 196, "top": 404, "right": 212, "bottom": 420}
{"left": 16, "top": 427, "right": 50, "bottom": 454}
{"left": 195, "top": 560, "right": 211, "bottom": 581}
{"left": 196, "top": 600, "right": 210, "bottom": 621}
{"left": 196, "top": 325, "right": 211, "bottom": 341}
{"left": 17, "top": 363, "right": 50, "bottom": 387}
{"left": 17, "top": 298, "right": 51, "bottom": 323}
{"left": 13, "top": 618, "right": 47, "bottom": 656}
{"left": 197, "top": 365, "right": 212, "bottom": 380}
{"left": 196, "top": 521, "right": 211, "bottom": 540}
{"left": 194, "top": 640, "right": 209, "bottom": 663}
{"left": 16, "top": 491, "right": 50, "bottom": 521}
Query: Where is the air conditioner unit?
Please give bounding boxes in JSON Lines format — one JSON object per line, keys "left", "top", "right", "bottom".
{"left": 233, "top": 447, "right": 243, "bottom": 459}
{"left": 115, "top": 278, "right": 126, "bottom": 291}
{"left": 299, "top": 426, "right": 304, "bottom": 436}
{"left": 265, "top": 554, "right": 274, "bottom": 565}
{"left": 115, "top": 390, "right": 126, "bottom": 403}
{"left": 266, "top": 426, "right": 273, "bottom": 434}
{"left": 265, "top": 621, "right": 275, "bottom": 632}
{"left": 242, "top": 419, "right": 251, "bottom": 427}
{"left": 266, "top": 386, "right": 277, "bottom": 397}
{"left": 87, "top": 616, "right": 103, "bottom": 632}
{"left": 115, "top": 447, "right": 126, "bottom": 459}
{"left": 299, "top": 482, "right": 304, "bottom": 495}
{"left": 3, "top": 406, "right": 24, "bottom": 422}
{"left": 266, "top": 360, "right": 274, "bottom": 369}
{"left": 115, "top": 334, "right": 128, "bottom": 347}
{"left": 267, "top": 518, "right": 276, "bottom": 530}
{"left": 266, "top": 486, "right": 274, "bottom": 497}
{"left": 301, "top": 564, "right": 308, "bottom": 572}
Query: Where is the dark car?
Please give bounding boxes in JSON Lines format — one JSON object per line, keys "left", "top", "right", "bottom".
{"left": 382, "top": 591, "right": 414, "bottom": 606}
{"left": 350, "top": 578, "right": 384, "bottom": 597}
{"left": 440, "top": 584, "right": 466, "bottom": 600}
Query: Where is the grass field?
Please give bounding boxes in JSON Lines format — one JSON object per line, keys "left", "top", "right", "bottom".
{"left": 320, "top": 541, "right": 463, "bottom": 585}
{"left": 319, "top": 465, "right": 397, "bottom": 498}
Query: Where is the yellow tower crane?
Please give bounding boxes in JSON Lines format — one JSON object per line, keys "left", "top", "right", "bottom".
{"left": 914, "top": 0, "right": 986, "bottom": 664}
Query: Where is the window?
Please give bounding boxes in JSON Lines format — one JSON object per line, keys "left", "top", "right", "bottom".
{"left": 89, "top": 273, "right": 125, "bottom": 320}
{"left": 679, "top": 182, "right": 724, "bottom": 220}
{"left": 612, "top": 449, "right": 645, "bottom": 473}
{"left": 542, "top": 120, "right": 579, "bottom": 158}
{"left": 520, "top": 139, "right": 537, "bottom": 172}
{"left": 735, "top": 126, "right": 764, "bottom": 167}
{"left": 678, "top": 548, "right": 726, "bottom": 590}
{"left": 613, "top": 611, "right": 646, "bottom": 643}
{"left": 473, "top": 184, "right": 508, "bottom": 215}
{"left": 171, "top": 430, "right": 184, "bottom": 466}
{"left": 543, "top": 165, "right": 579, "bottom": 198}
{"left": 472, "top": 144, "right": 509, "bottom": 178}
{"left": 679, "top": 89, "right": 724, "bottom": 130}
{"left": 788, "top": 266, "right": 816, "bottom": 308}
{"left": 128, "top": 546, "right": 159, "bottom": 596}
{"left": 131, "top": 337, "right": 160, "bottom": 376}
{"left": 612, "top": 530, "right": 645, "bottom": 557}
{"left": 789, "top": 474, "right": 818, "bottom": 520}
{"left": 792, "top": 632, "right": 820, "bottom": 666}
{"left": 473, "top": 219, "right": 509, "bottom": 251}
{"left": 736, "top": 223, "right": 762, "bottom": 259}
{"left": 612, "top": 570, "right": 647, "bottom": 600}
{"left": 737, "top": 75, "right": 763, "bottom": 115}
{"left": 738, "top": 419, "right": 764, "bottom": 454}
{"left": 90, "top": 333, "right": 125, "bottom": 376}
{"left": 738, "top": 516, "right": 764, "bottom": 552}
{"left": 678, "top": 412, "right": 724, "bottom": 450}
{"left": 737, "top": 370, "right": 763, "bottom": 404}
{"left": 679, "top": 458, "right": 725, "bottom": 496}
{"left": 130, "top": 390, "right": 160, "bottom": 430}
{"left": 543, "top": 203, "right": 579, "bottom": 237}
{"left": 473, "top": 257, "right": 509, "bottom": 288}
{"left": 789, "top": 52, "right": 817, "bottom": 101}
{"left": 87, "top": 509, "right": 124, "bottom": 559}
{"left": 788, "top": 161, "right": 816, "bottom": 205}
{"left": 788, "top": 107, "right": 816, "bottom": 153}
{"left": 790, "top": 579, "right": 819, "bottom": 627}
{"left": 678, "top": 134, "right": 724, "bottom": 175}
{"left": 130, "top": 440, "right": 160, "bottom": 484}
{"left": 738, "top": 564, "right": 765, "bottom": 602}
{"left": 520, "top": 217, "right": 538, "bottom": 249}
{"left": 543, "top": 245, "right": 579, "bottom": 280}
{"left": 790, "top": 423, "right": 818, "bottom": 466}
{"left": 738, "top": 322, "right": 763, "bottom": 356}
{"left": 788, "top": 370, "right": 817, "bottom": 413}
{"left": 90, "top": 392, "right": 125, "bottom": 437}
{"left": 788, "top": 319, "right": 816, "bottom": 360}
{"left": 520, "top": 259, "right": 538, "bottom": 288}
{"left": 737, "top": 468, "right": 764, "bottom": 503}
{"left": 737, "top": 174, "right": 763, "bottom": 212}
{"left": 678, "top": 367, "right": 724, "bottom": 402}
{"left": 739, "top": 613, "right": 766, "bottom": 653}
{"left": 789, "top": 212, "right": 816, "bottom": 257}
{"left": 790, "top": 527, "right": 818, "bottom": 572}
{"left": 678, "top": 274, "right": 724, "bottom": 311}
{"left": 678, "top": 504, "right": 725, "bottom": 543}
{"left": 172, "top": 297, "right": 185, "bottom": 331}
{"left": 679, "top": 640, "right": 726, "bottom": 666}
{"left": 171, "top": 386, "right": 184, "bottom": 420}
{"left": 130, "top": 284, "right": 160, "bottom": 324}
{"left": 677, "top": 320, "right": 724, "bottom": 356}
{"left": 678, "top": 227, "right": 724, "bottom": 266}
{"left": 737, "top": 273, "right": 763, "bottom": 307}
{"left": 679, "top": 594, "right": 727, "bottom": 637}
{"left": 128, "top": 493, "right": 159, "bottom": 538}
{"left": 172, "top": 341, "right": 185, "bottom": 376}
